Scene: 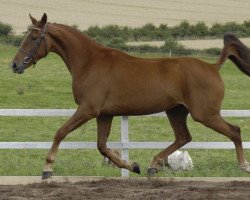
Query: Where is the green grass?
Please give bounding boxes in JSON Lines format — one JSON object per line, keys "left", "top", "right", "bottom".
{"left": 1, "top": 149, "right": 250, "bottom": 177}
{"left": 0, "top": 116, "right": 249, "bottom": 142}
{"left": 0, "top": 45, "right": 73, "bottom": 108}
{"left": 0, "top": 44, "right": 250, "bottom": 177}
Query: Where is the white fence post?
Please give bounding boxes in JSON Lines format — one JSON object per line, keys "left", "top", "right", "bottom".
{"left": 121, "top": 116, "right": 129, "bottom": 177}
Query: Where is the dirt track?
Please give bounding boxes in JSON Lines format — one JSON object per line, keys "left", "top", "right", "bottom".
{"left": 1, "top": 179, "right": 250, "bottom": 200}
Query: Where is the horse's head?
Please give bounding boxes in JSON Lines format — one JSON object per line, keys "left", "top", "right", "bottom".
{"left": 10, "top": 13, "right": 51, "bottom": 74}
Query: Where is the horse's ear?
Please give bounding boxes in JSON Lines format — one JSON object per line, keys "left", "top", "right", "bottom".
{"left": 37, "top": 13, "right": 47, "bottom": 27}
{"left": 29, "top": 13, "right": 38, "bottom": 25}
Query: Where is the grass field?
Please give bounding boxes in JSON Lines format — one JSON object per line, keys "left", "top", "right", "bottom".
{"left": 0, "top": 44, "right": 250, "bottom": 177}
{"left": 1, "top": 149, "right": 249, "bottom": 177}
{"left": 1, "top": 0, "right": 250, "bottom": 34}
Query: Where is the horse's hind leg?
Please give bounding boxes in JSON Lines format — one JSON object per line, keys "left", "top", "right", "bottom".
{"left": 96, "top": 115, "right": 140, "bottom": 174}
{"left": 148, "top": 105, "right": 192, "bottom": 175}
{"left": 194, "top": 113, "right": 250, "bottom": 172}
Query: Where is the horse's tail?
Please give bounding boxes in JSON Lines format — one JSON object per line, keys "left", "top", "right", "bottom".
{"left": 215, "top": 33, "right": 250, "bottom": 76}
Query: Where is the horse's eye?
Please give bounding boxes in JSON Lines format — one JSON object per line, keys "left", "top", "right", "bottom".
{"left": 31, "top": 36, "right": 37, "bottom": 41}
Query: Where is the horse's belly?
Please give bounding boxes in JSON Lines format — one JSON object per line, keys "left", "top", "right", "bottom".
{"left": 101, "top": 94, "right": 178, "bottom": 116}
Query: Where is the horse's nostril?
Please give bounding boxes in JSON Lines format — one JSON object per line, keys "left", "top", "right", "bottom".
{"left": 11, "top": 61, "right": 17, "bottom": 70}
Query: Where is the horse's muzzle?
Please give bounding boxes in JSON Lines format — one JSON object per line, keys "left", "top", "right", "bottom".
{"left": 10, "top": 61, "right": 25, "bottom": 74}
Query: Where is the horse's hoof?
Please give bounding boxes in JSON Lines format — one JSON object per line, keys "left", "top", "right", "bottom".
{"left": 147, "top": 168, "right": 158, "bottom": 176}
{"left": 131, "top": 162, "right": 141, "bottom": 174}
{"left": 42, "top": 171, "right": 53, "bottom": 179}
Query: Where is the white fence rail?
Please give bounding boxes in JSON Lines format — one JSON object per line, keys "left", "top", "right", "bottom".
{"left": 0, "top": 109, "right": 250, "bottom": 177}
{"left": 1, "top": 109, "right": 250, "bottom": 117}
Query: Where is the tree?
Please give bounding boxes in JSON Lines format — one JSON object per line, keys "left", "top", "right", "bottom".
{"left": 161, "top": 36, "right": 183, "bottom": 52}
{"left": 0, "top": 22, "right": 13, "bottom": 36}
{"left": 194, "top": 22, "right": 209, "bottom": 37}
{"left": 210, "top": 23, "right": 224, "bottom": 37}
{"left": 170, "top": 21, "right": 193, "bottom": 38}
{"left": 243, "top": 20, "right": 250, "bottom": 36}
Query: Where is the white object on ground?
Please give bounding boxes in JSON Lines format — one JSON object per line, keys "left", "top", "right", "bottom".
{"left": 167, "top": 150, "right": 193, "bottom": 171}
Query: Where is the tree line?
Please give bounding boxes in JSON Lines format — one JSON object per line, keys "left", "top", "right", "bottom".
{"left": 85, "top": 21, "right": 250, "bottom": 41}
{"left": 1, "top": 20, "right": 250, "bottom": 56}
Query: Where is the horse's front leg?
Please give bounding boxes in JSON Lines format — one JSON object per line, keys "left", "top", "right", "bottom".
{"left": 96, "top": 115, "right": 140, "bottom": 174}
{"left": 42, "top": 106, "right": 95, "bottom": 179}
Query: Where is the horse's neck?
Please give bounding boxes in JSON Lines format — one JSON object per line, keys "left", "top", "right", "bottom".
{"left": 48, "top": 24, "right": 97, "bottom": 73}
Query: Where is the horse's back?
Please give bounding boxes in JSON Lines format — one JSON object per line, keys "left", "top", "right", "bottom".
{"left": 98, "top": 52, "right": 223, "bottom": 116}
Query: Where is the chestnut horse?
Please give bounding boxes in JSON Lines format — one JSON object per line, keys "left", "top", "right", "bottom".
{"left": 10, "top": 14, "right": 250, "bottom": 179}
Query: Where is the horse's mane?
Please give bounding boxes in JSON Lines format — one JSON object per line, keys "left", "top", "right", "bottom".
{"left": 51, "top": 23, "right": 102, "bottom": 46}
{"left": 51, "top": 23, "right": 81, "bottom": 34}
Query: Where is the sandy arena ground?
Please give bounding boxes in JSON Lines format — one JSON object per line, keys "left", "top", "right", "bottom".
{"left": 1, "top": 178, "right": 250, "bottom": 200}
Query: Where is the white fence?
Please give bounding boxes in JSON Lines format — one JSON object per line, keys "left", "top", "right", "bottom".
{"left": 0, "top": 109, "right": 250, "bottom": 177}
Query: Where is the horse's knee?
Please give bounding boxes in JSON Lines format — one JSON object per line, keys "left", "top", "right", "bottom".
{"left": 54, "top": 130, "right": 67, "bottom": 142}
{"left": 185, "top": 134, "right": 192, "bottom": 143}
{"left": 231, "top": 124, "right": 241, "bottom": 134}
{"left": 177, "top": 134, "right": 192, "bottom": 147}
{"left": 97, "top": 144, "right": 107, "bottom": 156}
{"left": 230, "top": 125, "right": 242, "bottom": 144}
